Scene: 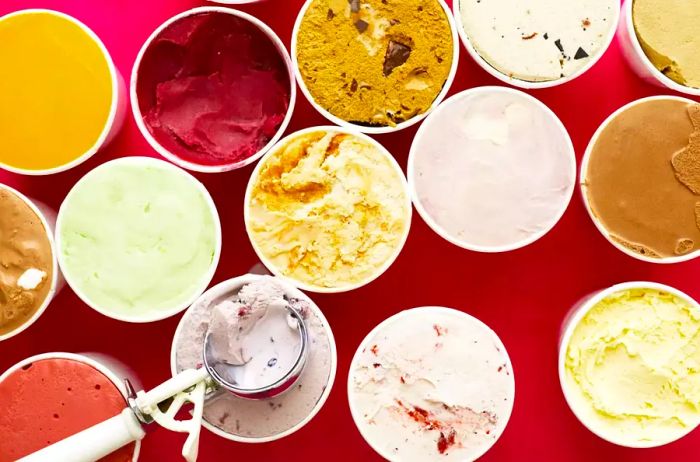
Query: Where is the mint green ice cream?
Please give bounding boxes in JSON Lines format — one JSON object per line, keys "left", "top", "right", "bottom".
{"left": 58, "top": 157, "right": 220, "bottom": 321}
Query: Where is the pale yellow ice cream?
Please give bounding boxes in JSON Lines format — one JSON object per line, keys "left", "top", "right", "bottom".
{"left": 246, "top": 130, "right": 410, "bottom": 290}
{"left": 633, "top": 0, "right": 700, "bottom": 88}
{"left": 564, "top": 288, "right": 700, "bottom": 446}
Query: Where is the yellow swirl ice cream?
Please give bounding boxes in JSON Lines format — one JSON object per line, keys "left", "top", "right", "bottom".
{"left": 563, "top": 287, "right": 700, "bottom": 446}
{"left": 245, "top": 129, "right": 410, "bottom": 291}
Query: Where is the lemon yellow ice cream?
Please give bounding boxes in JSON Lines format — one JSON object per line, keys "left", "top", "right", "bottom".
{"left": 245, "top": 130, "right": 410, "bottom": 290}
{"left": 563, "top": 287, "right": 700, "bottom": 446}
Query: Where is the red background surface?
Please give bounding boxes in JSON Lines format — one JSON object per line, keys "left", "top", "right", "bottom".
{"left": 1, "top": 0, "right": 698, "bottom": 461}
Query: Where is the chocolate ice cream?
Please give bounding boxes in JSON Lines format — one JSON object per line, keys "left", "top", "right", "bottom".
{"left": 583, "top": 98, "right": 700, "bottom": 258}
{"left": 0, "top": 187, "right": 54, "bottom": 336}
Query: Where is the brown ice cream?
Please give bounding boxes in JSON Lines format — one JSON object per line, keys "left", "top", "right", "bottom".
{"left": 0, "top": 187, "right": 54, "bottom": 335}
{"left": 583, "top": 99, "right": 700, "bottom": 258}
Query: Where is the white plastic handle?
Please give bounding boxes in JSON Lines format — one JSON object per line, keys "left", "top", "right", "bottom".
{"left": 19, "top": 408, "right": 145, "bottom": 462}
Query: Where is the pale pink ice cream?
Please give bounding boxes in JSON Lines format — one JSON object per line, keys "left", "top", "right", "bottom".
{"left": 349, "top": 307, "right": 515, "bottom": 461}
{"left": 410, "top": 88, "right": 574, "bottom": 250}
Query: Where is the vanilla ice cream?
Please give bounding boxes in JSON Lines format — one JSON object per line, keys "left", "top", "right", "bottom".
{"left": 245, "top": 129, "right": 411, "bottom": 290}
{"left": 458, "top": 0, "right": 618, "bottom": 83}
{"left": 563, "top": 287, "right": 700, "bottom": 446}
{"left": 349, "top": 307, "right": 515, "bottom": 461}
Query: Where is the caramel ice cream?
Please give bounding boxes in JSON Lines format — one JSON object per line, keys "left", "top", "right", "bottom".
{"left": 633, "top": 0, "right": 700, "bottom": 89}
{"left": 295, "top": 0, "right": 454, "bottom": 127}
{"left": 583, "top": 99, "right": 700, "bottom": 258}
{"left": 245, "top": 129, "right": 410, "bottom": 290}
{"left": 0, "top": 187, "right": 54, "bottom": 336}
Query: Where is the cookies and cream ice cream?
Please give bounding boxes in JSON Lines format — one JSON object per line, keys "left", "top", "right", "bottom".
{"left": 349, "top": 307, "right": 514, "bottom": 461}
{"left": 563, "top": 287, "right": 700, "bottom": 446}
{"left": 583, "top": 98, "right": 700, "bottom": 258}
{"left": 0, "top": 186, "right": 54, "bottom": 336}
{"left": 633, "top": 0, "right": 700, "bottom": 89}
{"left": 295, "top": 0, "right": 454, "bottom": 127}
{"left": 458, "top": 0, "right": 618, "bottom": 82}
{"left": 174, "top": 276, "right": 335, "bottom": 440}
{"left": 410, "top": 88, "right": 575, "bottom": 250}
{"left": 135, "top": 11, "right": 291, "bottom": 168}
{"left": 57, "top": 157, "right": 219, "bottom": 320}
{"left": 245, "top": 129, "right": 410, "bottom": 291}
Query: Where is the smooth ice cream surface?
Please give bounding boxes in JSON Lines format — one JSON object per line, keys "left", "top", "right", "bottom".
{"left": 459, "top": 0, "right": 617, "bottom": 82}
{"left": 296, "top": 0, "right": 453, "bottom": 126}
{"left": 564, "top": 288, "right": 700, "bottom": 446}
{"left": 350, "top": 309, "right": 514, "bottom": 461}
{"left": 633, "top": 0, "right": 700, "bottom": 89}
{"left": 412, "top": 91, "right": 574, "bottom": 249}
{"left": 0, "top": 188, "right": 53, "bottom": 336}
{"left": 58, "top": 160, "right": 218, "bottom": 318}
{"left": 208, "top": 280, "right": 302, "bottom": 389}
{"left": 175, "top": 276, "right": 334, "bottom": 439}
{"left": 0, "top": 358, "right": 134, "bottom": 461}
{"left": 0, "top": 11, "right": 112, "bottom": 171}
{"left": 247, "top": 131, "right": 410, "bottom": 289}
{"left": 585, "top": 100, "right": 700, "bottom": 258}
{"left": 136, "top": 12, "right": 291, "bottom": 167}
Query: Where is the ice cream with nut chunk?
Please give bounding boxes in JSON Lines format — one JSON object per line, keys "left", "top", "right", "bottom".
{"left": 295, "top": 0, "right": 453, "bottom": 126}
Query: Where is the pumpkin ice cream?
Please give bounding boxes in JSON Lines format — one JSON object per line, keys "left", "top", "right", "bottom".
{"left": 295, "top": 0, "right": 454, "bottom": 127}
{"left": 245, "top": 130, "right": 410, "bottom": 291}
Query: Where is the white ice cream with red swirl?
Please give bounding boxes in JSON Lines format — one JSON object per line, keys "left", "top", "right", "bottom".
{"left": 349, "top": 307, "right": 515, "bottom": 461}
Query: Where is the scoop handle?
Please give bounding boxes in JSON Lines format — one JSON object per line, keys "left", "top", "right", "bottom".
{"left": 18, "top": 408, "right": 145, "bottom": 462}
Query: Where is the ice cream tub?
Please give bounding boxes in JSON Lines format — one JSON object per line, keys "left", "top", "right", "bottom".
{"left": 291, "top": 0, "right": 459, "bottom": 135}
{"left": 618, "top": 0, "right": 700, "bottom": 97}
{"left": 131, "top": 7, "right": 296, "bottom": 173}
{"left": 348, "top": 307, "right": 515, "bottom": 461}
{"left": 558, "top": 282, "right": 700, "bottom": 448}
{"left": 0, "top": 184, "right": 63, "bottom": 341}
{"left": 170, "top": 274, "right": 337, "bottom": 443}
{"left": 0, "top": 9, "right": 126, "bottom": 175}
{"left": 581, "top": 95, "right": 700, "bottom": 263}
{"left": 408, "top": 86, "right": 576, "bottom": 253}
{"left": 56, "top": 156, "right": 222, "bottom": 323}
{"left": 244, "top": 126, "right": 412, "bottom": 293}
{"left": 454, "top": 0, "right": 619, "bottom": 89}
{"left": 0, "top": 352, "right": 141, "bottom": 461}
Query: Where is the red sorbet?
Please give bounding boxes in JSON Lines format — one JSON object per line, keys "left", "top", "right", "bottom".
{"left": 0, "top": 358, "right": 135, "bottom": 462}
{"left": 136, "top": 12, "right": 291, "bottom": 168}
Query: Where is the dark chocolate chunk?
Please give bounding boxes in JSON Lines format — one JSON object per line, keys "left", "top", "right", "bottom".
{"left": 355, "top": 19, "right": 369, "bottom": 33}
{"left": 327, "top": 9, "right": 335, "bottom": 20}
{"left": 554, "top": 39, "right": 564, "bottom": 53}
{"left": 383, "top": 40, "right": 412, "bottom": 76}
{"left": 349, "top": 0, "right": 360, "bottom": 13}
{"left": 574, "top": 47, "right": 589, "bottom": 59}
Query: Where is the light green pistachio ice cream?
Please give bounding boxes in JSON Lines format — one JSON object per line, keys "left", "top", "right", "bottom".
{"left": 58, "top": 157, "right": 220, "bottom": 321}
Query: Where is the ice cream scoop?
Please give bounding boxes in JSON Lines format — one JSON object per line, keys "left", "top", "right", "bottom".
{"left": 21, "top": 290, "right": 310, "bottom": 462}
